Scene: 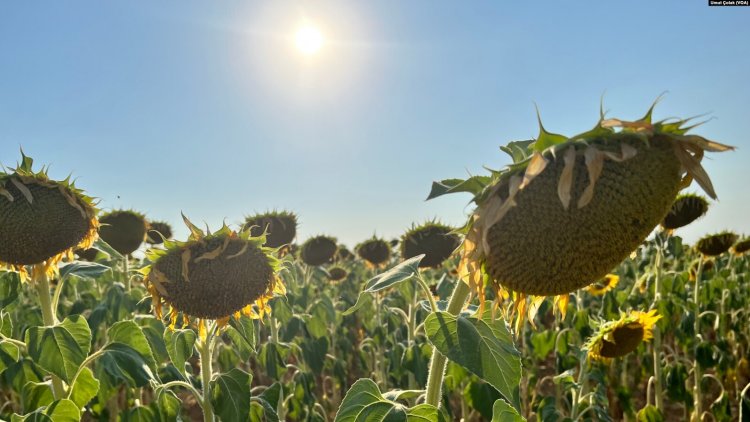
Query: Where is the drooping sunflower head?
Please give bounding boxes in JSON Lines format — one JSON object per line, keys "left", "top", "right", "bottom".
{"left": 146, "top": 221, "right": 173, "bottom": 245}
{"left": 335, "top": 245, "right": 354, "bottom": 262}
{"left": 400, "top": 221, "right": 461, "bottom": 268}
{"left": 356, "top": 236, "right": 391, "bottom": 267}
{"left": 0, "top": 152, "right": 99, "bottom": 279}
{"left": 300, "top": 235, "right": 338, "bottom": 266}
{"left": 733, "top": 237, "right": 750, "bottom": 255}
{"left": 661, "top": 193, "right": 709, "bottom": 231}
{"left": 327, "top": 266, "right": 348, "bottom": 282}
{"left": 99, "top": 210, "right": 149, "bottom": 256}
{"left": 243, "top": 210, "right": 297, "bottom": 250}
{"left": 144, "top": 215, "right": 283, "bottom": 327}
{"left": 689, "top": 258, "right": 715, "bottom": 282}
{"left": 585, "top": 274, "right": 619, "bottom": 296}
{"left": 75, "top": 248, "right": 101, "bottom": 262}
{"left": 584, "top": 310, "right": 661, "bottom": 362}
{"left": 427, "top": 100, "right": 733, "bottom": 325}
{"left": 696, "top": 231, "right": 738, "bottom": 256}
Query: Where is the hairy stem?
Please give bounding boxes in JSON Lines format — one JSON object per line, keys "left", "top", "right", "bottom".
{"left": 34, "top": 269, "right": 65, "bottom": 399}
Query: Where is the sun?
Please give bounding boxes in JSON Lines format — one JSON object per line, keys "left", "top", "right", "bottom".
{"left": 295, "top": 26, "right": 323, "bottom": 55}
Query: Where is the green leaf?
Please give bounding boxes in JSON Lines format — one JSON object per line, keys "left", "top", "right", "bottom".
{"left": 99, "top": 342, "right": 157, "bottom": 387}
{"left": 0, "top": 271, "right": 21, "bottom": 308}
{"left": 492, "top": 399, "right": 525, "bottom": 422}
{"left": 210, "top": 368, "right": 253, "bottom": 422}
{"left": 342, "top": 290, "right": 373, "bottom": 316}
{"left": 1, "top": 310, "right": 12, "bottom": 337}
{"left": 301, "top": 337, "right": 328, "bottom": 375}
{"left": 254, "top": 382, "right": 281, "bottom": 422}
{"left": 21, "top": 381, "right": 54, "bottom": 413}
{"left": 107, "top": 321, "right": 158, "bottom": 374}
{"left": 365, "top": 256, "right": 424, "bottom": 293}
{"left": 499, "top": 140, "right": 535, "bottom": 164}
{"left": 163, "top": 328, "right": 196, "bottom": 377}
{"left": 92, "top": 238, "right": 123, "bottom": 260}
{"left": 335, "top": 378, "right": 440, "bottom": 422}
{"left": 154, "top": 388, "right": 182, "bottom": 421}
{"left": 68, "top": 367, "right": 99, "bottom": 409}
{"left": 0, "top": 340, "right": 21, "bottom": 375}
{"left": 59, "top": 261, "right": 111, "bottom": 280}
{"left": 25, "top": 315, "right": 91, "bottom": 383}
{"left": 424, "top": 311, "right": 521, "bottom": 409}
{"left": 228, "top": 314, "right": 256, "bottom": 351}
{"left": 426, "top": 175, "right": 491, "bottom": 200}
{"left": 636, "top": 405, "right": 664, "bottom": 422}
{"left": 13, "top": 399, "right": 81, "bottom": 422}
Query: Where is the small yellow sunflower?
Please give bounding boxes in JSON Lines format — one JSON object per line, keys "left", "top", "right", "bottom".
{"left": 0, "top": 152, "right": 99, "bottom": 282}
{"left": 584, "top": 310, "right": 661, "bottom": 362}
{"left": 143, "top": 215, "right": 285, "bottom": 338}
{"left": 585, "top": 274, "right": 619, "bottom": 296}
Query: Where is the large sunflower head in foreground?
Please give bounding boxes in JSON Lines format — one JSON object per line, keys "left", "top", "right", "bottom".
{"left": 356, "top": 236, "right": 391, "bottom": 268}
{"left": 300, "top": 235, "right": 338, "bottom": 266}
{"left": 427, "top": 100, "right": 733, "bottom": 327}
{"left": 584, "top": 310, "right": 661, "bottom": 362}
{"left": 0, "top": 152, "right": 99, "bottom": 281}
{"left": 143, "top": 215, "right": 284, "bottom": 330}
{"left": 243, "top": 210, "right": 298, "bottom": 251}
{"left": 661, "top": 193, "right": 709, "bottom": 231}
{"left": 400, "top": 221, "right": 462, "bottom": 268}
{"left": 696, "top": 231, "right": 738, "bottom": 257}
{"left": 99, "top": 210, "right": 149, "bottom": 256}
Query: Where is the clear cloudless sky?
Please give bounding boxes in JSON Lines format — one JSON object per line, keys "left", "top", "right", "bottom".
{"left": 1, "top": 1, "right": 748, "bottom": 247}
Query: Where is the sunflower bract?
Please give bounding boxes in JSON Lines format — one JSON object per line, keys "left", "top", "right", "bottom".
{"left": 147, "top": 221, "right": 173, "bottom": 245}
{"left": 300, "top": 236, "right": 338, "bottom": 266}
{"left": 149, "top": 235, "right": 275, "bottom": 320}
{"left": 99, "top": 210, "right": 148, "bottom": 256}
{"left": 401, "top": 222, "right": 461, "bottom": 268}
{"left": 243, "top": 211, "right": 297, "bottom": 249}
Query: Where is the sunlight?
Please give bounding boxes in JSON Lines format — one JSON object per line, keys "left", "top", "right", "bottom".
{"left": 295, "top": 26, "right": 323, "bottom": 55}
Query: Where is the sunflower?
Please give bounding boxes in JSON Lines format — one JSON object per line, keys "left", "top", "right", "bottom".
{"left": 584, "top": 310, "right": 661, "bottom": 362}
{"left": 146, "top": 221, "right": 173, "bottom": 245}
{"left": 428, "top": 100, "right": 733, "bottom": 327}
{"left": 661, "top": 194, "right": 709, "bottom": 231}
{"left": 335, "top": 246, "right": 354, "bottom": 262}
{"left": 300, "top": 235, "right": 338, "bottom": 266}
{"left": 400, "top": 221, "right": 461, "bottom": 268}
{"left": 585, "top": 274, "right": 619, "bottom": 296}
{"left": 327, "top": 266, "right": 348, "bottom": 282}
{"left": 143, "top": 215, "right": 284, "bottom": 336}
{"left": 696, "top": 231, "right": 738, "bottom": 256}
{"left": 99, "top": 210, "right": 149, "bottom": 256}
{"left": 0, "top": 152, "right": 99, "bottom": 282}
{"left": 356, "top": 236, "right": 391, "bottom": 267}
{"left": 732, "top": 237, "right": 750, "bottom": 255}
{"left": 689, "top": 258, "right": 715, "bottom": 282}
{"left": 243, "top": 210, "right": 297, "bottom": 252}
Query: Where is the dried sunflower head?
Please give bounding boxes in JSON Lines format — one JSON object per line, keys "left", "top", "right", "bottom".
{"left": 327, "top": 266, "right": 348, "bottom": 281}
{"left": 300, "top": 235, "right": 338, "bottom": 266}
{"left": 356, "top": 236, "right": 391, "bottom": 267}
{"left": 335, "top": 246, "right": 354, "bottom": 262}
{"left": 428, "top": 100, "right": 733, "bottom": 326}
{"left": 0, "top": 152, "right": 99, "bottom": 280}
{"left": 146, "top": 221, "right": 173, "bottom": 245}
{"left": 585, "top": 274, "right": 619, "bottom": 296}
{"left": 696, "top": 231, "right": 738, "bottom": 256}
{"left": 144, "top": 215, "right": 284, "bottom": 329}
{"left": 400, "top": 221, "right": 461, "bottom": 268}
{"left": 661, "top": 194, "right": 709, "bottom": 231}
{"left": 99, "top": 210, "right": 148, "bottom": 256}
{"left": 732, "top": 237, "right": 750, "bottom": 255}
{"left": 584, "top": 310, "right": 661, "bottom": 362}
{"left": 243, "top": 210, "right": 297, "bottom": 250}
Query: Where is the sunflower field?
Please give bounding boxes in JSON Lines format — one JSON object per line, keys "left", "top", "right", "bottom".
{"left": 0, "top": 104, "right": 748, "bottom": 422}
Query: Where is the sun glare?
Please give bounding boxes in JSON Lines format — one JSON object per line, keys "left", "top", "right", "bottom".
{"left": 295, "top": 26, "right": 323, "bottom": 55}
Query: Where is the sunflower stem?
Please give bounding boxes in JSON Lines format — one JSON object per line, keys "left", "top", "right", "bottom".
{"left": 199, "top": 323, "right": 217, "bottom": 422}
{"left": 424, "top": 279, "right": 471, "bottom": 408}
{"left": 692, "top": 257, "right": 705, "bottom": 422}
{"left": 651, "top": 237, "right": 665, "bottom": 412}
{"left": 33, "top": 269, "right": 65, "bottom": 400}
{"left": 123, "top": 255, "right": 131, "bottom": 292}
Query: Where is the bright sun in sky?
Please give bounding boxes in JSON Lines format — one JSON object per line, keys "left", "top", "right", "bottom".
{"left": 295, "top": 26, "right": 324, "bottom": 55}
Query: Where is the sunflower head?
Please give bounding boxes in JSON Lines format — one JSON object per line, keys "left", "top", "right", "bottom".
{"left": 75, "top": 248, "right": 101, "bottom": 262}
{"left": 584, "top": 310, "right": 661, "bottom": 362}
{"left": 585, "top": 274, "right": 619, "bottom": 296}
{"left": 696, "top": 231, "right": 738, "bottom": 256}
{"left": 335, "top": 246, "right": 354, "bottom": 262}
{"left": 327, "top": 266, "right": 348, "bottom": 282}
{"left": 731, "top": 237, "right": 750, "bottom": 255}
{"left": 661, "top": 193, "right": 709, "bottom": 230}
{"left": 243, "top": 210, "right": 297, "bottom": 250}
{"left": 0, "top": 152, "right": 99, "bottom": 276}
{"left": 689, "top": 258, "right": 715, "bottom": 281}
{"left": 146, "top": 221, "right": 173, "bottom": 245}
{"left": 427, "top": 100, "right": 733, "bottom": 325}
{"left": 99, "top": 210, "right": 148, "bottom": 256}
{"left": 356, "top": 236, "right": 391, "bottom": 267}
{"left": 400, "top": 221, "right": 461, "bottom": 268}
{"left": 144, "top": 215, "right": 283, "bottom": 327}
{"left": 300, "top": 235, "right": 338, "bottom": 266}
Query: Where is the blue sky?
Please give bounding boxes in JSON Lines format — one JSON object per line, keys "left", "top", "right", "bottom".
{"left": 1, "top": 1, "right": 748, "bottom": 247}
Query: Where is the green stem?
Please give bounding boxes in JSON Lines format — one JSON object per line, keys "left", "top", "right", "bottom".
{"left": 415, "top": 275, "right": 439, "bottom": 313}
{"left": 424, "top": 280, "right": 471, "bottom": 408}
{"left": 124, "top": 256, "right": 131, "bottom": 292}
{"left": 652, "top": 240, "right": 664, "bottom": 411}
{"left": 693, "top": 258, "right": 705, "bottom": 421}
{"left": 407, "top": 282, "right": 418, "bottom": 390}
{"left": 160, "top": 380, "right": 203, "bottom": 406}
{"left": 200, "top": 323, "right": 217, "bottom": 422}
{"left": 34, "top": 270, "right": 65, "bottom": 399}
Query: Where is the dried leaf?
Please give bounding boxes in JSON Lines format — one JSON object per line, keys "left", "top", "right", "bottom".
{"left": 673, "top": 144, "right": 718, "bottom": 199}
{"left": 10, "top": 178, "right": 33, "bottom": 204}
{"left": 557, "top": 147, "right": 576, "bottom": 210}
{"left": 519, "top": 152, "right": 549, "bottom": 190}
{"left": 577, "top": 146, "right": 604, "bottom": 209}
